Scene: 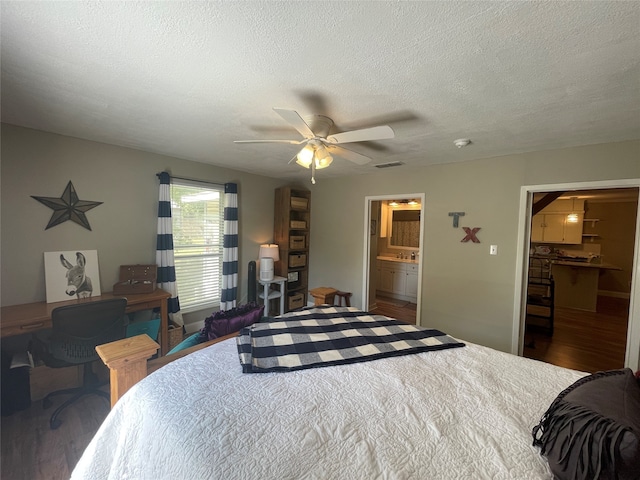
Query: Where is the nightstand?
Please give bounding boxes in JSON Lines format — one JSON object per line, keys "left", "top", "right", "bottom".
{"left": 258, "top": 275, "right": 287, "bottom": 316}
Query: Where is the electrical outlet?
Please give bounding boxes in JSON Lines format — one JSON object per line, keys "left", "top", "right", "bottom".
{"left": 490, "top": 245, "right": 498, "bottom": 255}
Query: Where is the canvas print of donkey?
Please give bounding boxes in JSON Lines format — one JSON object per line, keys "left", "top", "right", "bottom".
{"left": 44, "top": 250, "right": 102, "bottom": 303}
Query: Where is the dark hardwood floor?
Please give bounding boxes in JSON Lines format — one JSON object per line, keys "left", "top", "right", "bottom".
{"left": 1, "top": 391, "right": 109, "bottom": 480}
{"left": 523, "top": 295, "right": 629, "bottom": 373}
{"left": 369, "top": 296, "right": 417, "bottom": 324}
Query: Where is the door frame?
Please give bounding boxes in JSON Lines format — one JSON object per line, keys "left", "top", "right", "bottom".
{"left": 512, "top": 178, "right": 640, "bottom": 370}
{"left": 362, "top": 193, "right": 425, "bottom": 325}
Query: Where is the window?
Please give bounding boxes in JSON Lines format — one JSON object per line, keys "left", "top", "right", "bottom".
{"left": 170, "top": 180, "right": 224, "bottom": 311}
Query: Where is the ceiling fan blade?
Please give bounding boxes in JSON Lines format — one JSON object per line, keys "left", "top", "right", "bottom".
{"left": 234, "top": 139, "right": 304, "bottom": 145}
{"left": 326, "top": 145, "right": 372, "bottom": 165}
{"left": 273, "top": 108, "right": 315, "bottom": 139}
{"left": 326, "top": 125, "right": 394, "bottom": 144}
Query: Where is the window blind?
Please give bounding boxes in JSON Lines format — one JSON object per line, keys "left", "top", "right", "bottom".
{"left": 170, "top": 180, "right": 224, "bottom": 311}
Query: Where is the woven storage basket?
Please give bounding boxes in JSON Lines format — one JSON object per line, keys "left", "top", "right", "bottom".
{"left": 288, "top": 293, "right": 305, "bottom": 310}
{"left": 289, "top": 254, "right": 306, "bottom": 268}
{"left": 289, "top": 235, "right": 306, "bottom": 249}
{"left": 167, "top": 322, "right": 184, "bottom": 351}
{"left": 290, "top": 220, "right": 306, "bottom": 229}
{"left": 290, "top": 196, "right": 309, "bottom": 210}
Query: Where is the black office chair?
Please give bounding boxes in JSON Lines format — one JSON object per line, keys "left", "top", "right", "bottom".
{"left": 32, "top": 298, "right": 128, "bottom": 429}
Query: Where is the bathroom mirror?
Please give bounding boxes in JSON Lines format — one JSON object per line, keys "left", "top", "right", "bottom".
{"left": 388, "top": 209, "right": 420, "bottom": 248}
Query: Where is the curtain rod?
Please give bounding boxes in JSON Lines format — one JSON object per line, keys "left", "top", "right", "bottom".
{"left": 156, "top": 172, "right": 225, "bottom": 187}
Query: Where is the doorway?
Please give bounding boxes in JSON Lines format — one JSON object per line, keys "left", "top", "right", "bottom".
{"left": 362, "top": 194, "right": 425, "bottom": 326}
{"left": 514, "top": 180, "right": 640, "bottom": 372}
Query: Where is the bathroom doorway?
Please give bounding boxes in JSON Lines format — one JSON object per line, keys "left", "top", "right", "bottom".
{"left": 362, "top": 194, "right": 425, "bottom": 326}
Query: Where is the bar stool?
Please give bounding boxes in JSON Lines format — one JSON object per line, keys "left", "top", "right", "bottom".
{"left": 334, "top": 291, "right": 352, "bottom": 307}
{"left": 309, "top": 287, "right": 337, "bottom": 306}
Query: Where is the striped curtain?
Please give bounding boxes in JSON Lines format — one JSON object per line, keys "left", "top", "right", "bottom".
{"left": 156, "top": 172, "right": 184, "bottom": 326}
{"left": 220, "top": 183, "right": 238, "bottom": 310}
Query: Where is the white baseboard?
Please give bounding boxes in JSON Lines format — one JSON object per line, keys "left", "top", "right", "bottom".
{"left": 598, "top": 290, "right": 631, "bottom": 299}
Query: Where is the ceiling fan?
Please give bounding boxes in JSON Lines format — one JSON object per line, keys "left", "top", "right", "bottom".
{"left": 234, "top": 108, "right": 395, "bottom": 184}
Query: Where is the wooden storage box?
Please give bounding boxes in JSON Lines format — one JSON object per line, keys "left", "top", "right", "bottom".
{"left": 289, "top": 254, "right": 307, "bottom": 268}
{"left": 290, "top": 196, "right": 309, "bottom": 210}
{"left": 113, "top": 265, "right": 157, "bottom": 295}
{"left": 30, "top": 364, "right": 81, "bottom": 401}
{"left": 290, "top": 220, "right": 306, "bottom": 229}
{"left": 288, "top": 292, "right": 305, "bottom": 310}
{"left": 289, "top": 235, "right": 306, "bottom": 249}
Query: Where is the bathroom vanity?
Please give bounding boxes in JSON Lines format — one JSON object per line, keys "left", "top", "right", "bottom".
{"left": 376, "top": 257, "right": 418, "bottom": 303}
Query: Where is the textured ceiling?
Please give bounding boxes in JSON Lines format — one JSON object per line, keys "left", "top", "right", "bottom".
{"left": 1, "top": 1, "right": 639, "bottom": 182}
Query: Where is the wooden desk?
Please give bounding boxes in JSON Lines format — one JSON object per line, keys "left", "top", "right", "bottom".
{"left": 0, "top": 289, "right": 172, "bottom": 355}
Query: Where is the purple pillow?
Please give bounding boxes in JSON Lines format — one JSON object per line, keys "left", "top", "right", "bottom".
{"left": 532, "top": 368, "right": 640, "bottom": 480}
{"left": 200, "top": 302, "right": 264, "bottom": 341}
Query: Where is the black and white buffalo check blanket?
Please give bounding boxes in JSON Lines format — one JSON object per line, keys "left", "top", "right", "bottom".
{"left": 237, "top": 306, "right": 465, "bottom": 373}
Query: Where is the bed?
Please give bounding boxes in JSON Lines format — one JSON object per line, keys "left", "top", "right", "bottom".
{"left": 71, "top": 306, "right": 590, "bottom": 479}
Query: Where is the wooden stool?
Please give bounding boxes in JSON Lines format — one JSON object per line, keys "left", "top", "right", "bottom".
{"left": 335, "top": 291, "right": 352, "bottom": 307}
{"left": 309, "top": 287, "right": 338, "bottom": 306}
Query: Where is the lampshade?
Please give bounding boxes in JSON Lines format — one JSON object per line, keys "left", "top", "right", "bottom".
{"left": 296, "top": 145, "right": 314, "bottom": 168}
{"left": 315, "top": 153, "right": 333, "bottom": 170}
{"left": 259, "top": 244, "right": 280, "bottom": 262}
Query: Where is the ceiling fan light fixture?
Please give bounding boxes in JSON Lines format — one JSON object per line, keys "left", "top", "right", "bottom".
{"left": 296, "top": 144, "right": 314, "bottom": 168}
{"left": 566, "top": 197, "right": 579, "bottom": 223}
{"left": 315, "top": 153, "right": 333, "bottom": 169}
{"left": 235, "top": 108, "right": 395, "bottom": 183}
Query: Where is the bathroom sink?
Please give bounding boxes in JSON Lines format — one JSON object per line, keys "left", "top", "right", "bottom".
{"left": 377, "top": 256, "right": 417, "bottom": 263}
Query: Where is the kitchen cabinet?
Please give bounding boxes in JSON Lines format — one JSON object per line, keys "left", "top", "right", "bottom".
{"left": 551, "top": 260, "right": 622, "bottom": 312}
{"left": 531, "top": 198, "right": 584, "bottom": 244}
{"left": 376, "top": 260, "right": 417, "bottom": 302}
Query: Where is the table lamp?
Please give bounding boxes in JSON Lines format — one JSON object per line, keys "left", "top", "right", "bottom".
{"left": 259, "top": 244, "right": 280, "bottom": 281}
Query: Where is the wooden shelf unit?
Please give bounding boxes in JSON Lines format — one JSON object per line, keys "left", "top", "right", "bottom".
{"left": 274, "top": 186, "right": 311, "bottom": 312}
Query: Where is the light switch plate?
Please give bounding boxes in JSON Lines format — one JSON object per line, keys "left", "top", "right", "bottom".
{"left": 490, "top": 245, "right": 498, "bottom": 255}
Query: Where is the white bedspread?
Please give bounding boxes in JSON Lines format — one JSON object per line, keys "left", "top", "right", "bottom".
{"left": 72, "top": 338, "right": 584, "bottom": 479}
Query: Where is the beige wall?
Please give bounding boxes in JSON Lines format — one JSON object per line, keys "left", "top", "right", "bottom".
{"left": 584, "top": 199, "right": 638, "bottom": 295}
{"left": 307, "top": 140, "right": 640, "bottom": 354}
{"left": 0, "top": 124, "right": 289, "bottom": 327}
{"left": 2, "top": 124, "right": 639, "bottom": 359}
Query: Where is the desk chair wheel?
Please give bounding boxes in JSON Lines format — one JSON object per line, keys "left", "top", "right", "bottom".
{"left": 50, "top": 417, "right": 62, "bottom": 430}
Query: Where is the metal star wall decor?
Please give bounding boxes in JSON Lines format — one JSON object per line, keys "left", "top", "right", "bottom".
{"left": 32, "top": 181, "right": 103, "bottom": 230}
